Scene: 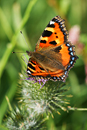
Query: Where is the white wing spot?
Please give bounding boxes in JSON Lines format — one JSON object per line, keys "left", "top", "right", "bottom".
{"left": 50, "top": 21, "right": 55, "bottom": 25}
{"left": 27, "top": 70, "right": 31, "bottom": 74}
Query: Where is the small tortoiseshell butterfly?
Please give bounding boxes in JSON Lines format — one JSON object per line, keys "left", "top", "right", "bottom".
{"left": 26, "top": 16, "right": 78, "bottom": 83}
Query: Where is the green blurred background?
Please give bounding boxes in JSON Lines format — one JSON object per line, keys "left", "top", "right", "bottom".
{"left": 0, "top": 0, "right": 87, "bottom": 129}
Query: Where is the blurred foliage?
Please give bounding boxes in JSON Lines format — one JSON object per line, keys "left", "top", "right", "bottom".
{"left": 0, "top": 0, "right": 87, "bottom": 129}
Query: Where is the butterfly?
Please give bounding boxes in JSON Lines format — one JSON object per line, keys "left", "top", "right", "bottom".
{"left": 26, "top": 16, "right": 78, "bottom": 83}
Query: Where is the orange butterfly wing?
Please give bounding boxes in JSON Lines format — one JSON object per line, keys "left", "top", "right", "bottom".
{"left": 35, "top": 16, "right": 68, "bottom": 50}
{"left": 27, "top": 16, "right": 78, "bottom": 82}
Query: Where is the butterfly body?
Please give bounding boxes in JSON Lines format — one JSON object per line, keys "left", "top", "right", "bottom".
{"left": 27, "top": 16, "right": 78, "bottom": 82}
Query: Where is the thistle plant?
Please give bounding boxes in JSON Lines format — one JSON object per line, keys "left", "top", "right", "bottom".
{"left": 4, "top": 70, "right": 73, "bottom": 130}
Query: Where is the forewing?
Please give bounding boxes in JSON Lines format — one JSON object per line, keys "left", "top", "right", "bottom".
{"left": 35, "top": 16, "right": 68, "bottom": 51}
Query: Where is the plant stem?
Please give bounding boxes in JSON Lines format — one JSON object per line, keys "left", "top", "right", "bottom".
{"left": 0, "top": 0, "right": 38, "bottom": 78}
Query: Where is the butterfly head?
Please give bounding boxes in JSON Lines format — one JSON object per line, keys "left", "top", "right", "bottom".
{"left": 26, "top": 51, "right": 33, "bottom": 56}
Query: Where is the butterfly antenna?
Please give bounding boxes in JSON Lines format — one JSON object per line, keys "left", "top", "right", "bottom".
{"left": 20, "top": 31, "right": 29, "bottom": 50}
{"left": 12, "top": 51, "right": 27, "bottom": 53}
